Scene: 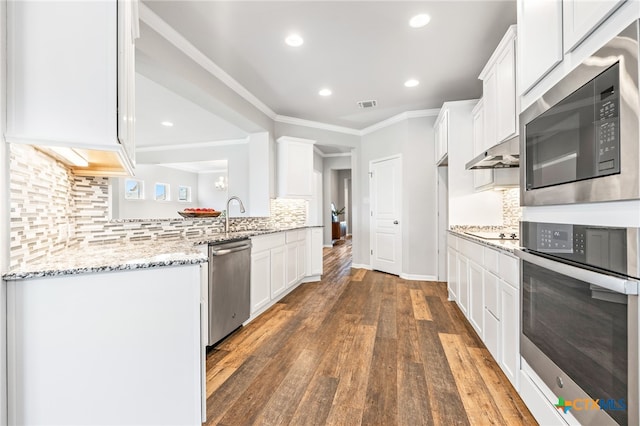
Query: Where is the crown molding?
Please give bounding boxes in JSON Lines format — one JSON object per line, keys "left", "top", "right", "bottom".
{"left": 274, "top": 115, "right": 361, "bottom": 136}
{"left": 276, "top": 136, "right": 316, "bottom": 145}
{"left": 360, "top": 109, "right": 440, "bottom": 136}
{"left": 313, "top": 146, "right": 351, "bottom": 158}
{"left": 139, "top": 3, "right": 277, "bottom": 120}
{"left": 136, "top": 138, "right": 248, "bottom": 153}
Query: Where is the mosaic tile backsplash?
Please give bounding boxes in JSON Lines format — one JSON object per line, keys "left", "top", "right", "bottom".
{"left": 502, "top": 188, "right": 521, "bottom": 229}
{"left": 9, "top": 144, "right": 307, "bottom": 269}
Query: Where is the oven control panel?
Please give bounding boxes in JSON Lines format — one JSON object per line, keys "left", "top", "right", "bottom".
{"left": 537, "top": 223, "right": 575, "bottom": 253}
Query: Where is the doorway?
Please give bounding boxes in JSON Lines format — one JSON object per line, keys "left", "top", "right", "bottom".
{"left": 369, "top": 155, "right": 402, "bottom": 276}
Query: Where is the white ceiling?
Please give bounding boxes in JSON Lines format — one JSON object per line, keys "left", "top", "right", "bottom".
{"left": 143, "top": 0, "right": 516, "bottom": 129}
{"left": 135, "top": 73, "right": 248, "bottom": 148}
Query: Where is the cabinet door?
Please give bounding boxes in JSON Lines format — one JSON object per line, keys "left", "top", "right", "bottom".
{"left": 285, "top": 243, "right": 298, "bottom": 288}
{"left": 434, "top": 118, "right": 442, "bottom": 164}
{"left": 457, "top": 255, "right": 469, "bottom": 315}
{"left": 277, "top": 138, "right": 314, "bottom": 199}
{"left": 500, "top": 280, "right": 520, "bottom": 389}
{"left": 468, "top": 260, "right": 484, "bottom": 338}
{"left": 250, "top": 251, "right": 271, "bottom": 314}
{"left": 309, "top": 228, "right": 323, "bottom": 276}
{"left": 472, "top": 101, "right": 495, "bottom": 190}
{"left": 563, "top": 0, "right": 626, "bottom": 53}
{"left": 296, "top": 240, "right": 306, "bottom": 281}
{"left": 496, "top": 38, "right": 517, "bottom": 142}
{"left": 484, "top": 309, "right": 500, "bottom": 361}
{"left": 447, "top": 247, "right": 458, "bottom": 301}
{"left": 439, "top": 109, "right": 449, "bottom": 160}
{"left": 518, "top": 0, "right": 563, "bottom": 93}
{"left": 117, "top": 0, "right": 137, "bottom": 165}
{"left": 484, "top": 270, "right": 500, "bottom": 319}
{"left": 483, "top": 67, "right": 498, "bottom": 150}
{"left": 270, "top": 246, "right": 287, "bottom": 298}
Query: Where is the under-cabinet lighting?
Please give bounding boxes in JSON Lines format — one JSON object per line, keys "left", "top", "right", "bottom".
{"left": 49, "top": 147, "right": 89, "bottom": 167}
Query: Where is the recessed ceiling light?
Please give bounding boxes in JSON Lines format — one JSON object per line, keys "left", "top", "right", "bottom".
{"left": 285, "top": 34, "right": 304, "bottom": 47}
{"left": 319, "top": 88, "right": 332, "bottom": 96}
{"left": 404, "top": 79, "right": 420, "bottom": 88}
{"left": 409, "top": 14, "right": 431, "bottom": 28}
{"left": 161, "top": 121, "right": 174, "bottom": 127}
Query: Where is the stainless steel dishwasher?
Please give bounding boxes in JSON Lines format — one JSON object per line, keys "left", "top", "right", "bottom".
{"left": 208, "top": 239, "right": 251, "bottom": 346}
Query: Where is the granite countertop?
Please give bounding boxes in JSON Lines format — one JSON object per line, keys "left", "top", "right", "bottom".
{"left": 448, "top": 228, "right": 520, "bottom": 254}
{"left": 3, "top": 225, "right": 322, "bottom": 281}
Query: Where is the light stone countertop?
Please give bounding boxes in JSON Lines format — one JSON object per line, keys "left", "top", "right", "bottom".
{"left": 3, "top": 226, "right": 323, "bottom": 281}
{"left": 448, "top": 229, "right": 520, "bottom": 254}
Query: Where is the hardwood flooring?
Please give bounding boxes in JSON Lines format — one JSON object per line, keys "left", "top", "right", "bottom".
{"left": 204, "top": 240, "right": 536, "bottom": 425}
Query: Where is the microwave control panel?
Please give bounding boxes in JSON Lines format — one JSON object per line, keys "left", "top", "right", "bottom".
{"left": 595, "top": 62, "right": 620, "bottom": 174}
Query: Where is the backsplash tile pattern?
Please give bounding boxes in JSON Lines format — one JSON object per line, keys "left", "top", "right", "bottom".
{"left": 502, "top": 188, "right": 521, "bottom": 229}
{"left": 9, "top": 144, "right": 307, "bottom": 268}
{"left": 9, "top": 144, "right": 76, "bottom": 269}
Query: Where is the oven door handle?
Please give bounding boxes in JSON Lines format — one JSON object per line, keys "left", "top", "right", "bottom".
{"left": 515, "top": 249, "right": 639, "bottom": 295}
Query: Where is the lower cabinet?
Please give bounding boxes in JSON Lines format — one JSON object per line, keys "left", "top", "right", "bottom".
{"left": 468, "top": 260, "right": 484, "bottom": 338}
{"left": 447, "top": 233, "right": 520, "bottom": 391}
{"left": 250, "top": 228, "right": 321, "bottom": 319}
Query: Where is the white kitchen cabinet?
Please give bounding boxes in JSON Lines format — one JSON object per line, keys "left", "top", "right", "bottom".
{"left": 251, "top": 250, "right": 272, "bottom": 314}
{"left": 296, "top": 238, "right": 306, "bottom": 282}
{"left": 270, "top": 246, "right": 287, "bottom": 298}
{"left": 277, "top": 136, "right": 315, "bottom": 199}
{"left": 307, "top": 228, "right": 323, "bottom": 278}
{"left": 457, "top": 255, "right": 469, "bottom": 315}
{"left": 434, "top": 108, "right": 450, "bottom": 165}
{"left": 563, "top": 0, "right": 626, "bottom": 53}
{"left": 6, "top": 0, "right": 137, "bottom": 176}
{"left": 517, "top": 0, "right": 563, "bottom": 94}
{"left": 484, "top": 309, "right": 500, "bottom": 361}
{"left": 500, "top": 278, "right": 520, "bottom": 389}
{"left": 447, "top": 246, "right": 459, "bottom": 301}
{"left": 479, "top": 26, "right": 518, "bottom": 147}
{"left": 6, "top": 265, "right": 203, "bottom": 425}
{"left": 468, "top": 260, "right": 484, "bottom": 338}
{"left": 285, "top": 230, "right": 307, "bottom": 288}
{"left": 471, "top": 99, "right": 495, "bottom": 190}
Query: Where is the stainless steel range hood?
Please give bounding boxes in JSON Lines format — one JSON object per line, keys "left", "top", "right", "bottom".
{"left": 465, "top": 135, "right": 519, "bottom": 170}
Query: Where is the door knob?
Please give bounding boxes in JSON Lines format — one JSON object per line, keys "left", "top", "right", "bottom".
{"left": 393, "top": 220, "right": 399, "bottom": 225}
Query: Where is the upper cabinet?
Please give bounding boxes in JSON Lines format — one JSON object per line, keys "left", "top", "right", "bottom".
{"left": 563, "top": 0, "right": 627, "bottom": 53}
{"left": 434, "top": 107, "right": 449, "bottom": 165}
{"left": 479, "top": 26, "right": 518, "bottom": 148}
{"left": 517, "top": 0, "right": 563, "bottom": 94}
{"left": 6, "top": 0, "right": 138, "bottom": 176}
{"left": 277, "top": 136, "right": 315, "bottom": 199}
{"left": 471, "top": 100, "right": 494, "bottom": 190}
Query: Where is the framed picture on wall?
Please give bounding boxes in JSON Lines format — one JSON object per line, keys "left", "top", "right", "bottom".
{"left": 178, "top": 186, "right": 191, "bottom": 202}
{"left": 155, "top": 183, "right": 170, "bottom": 201}
{"left": 124, "top": 179, "right": 143, "bottom": 200}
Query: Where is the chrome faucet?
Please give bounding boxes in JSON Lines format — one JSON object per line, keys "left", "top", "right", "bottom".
{"left": 225, "top": 196, "right": 246, "bottom": 233}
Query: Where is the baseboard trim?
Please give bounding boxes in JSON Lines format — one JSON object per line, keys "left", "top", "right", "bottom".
{"left": 302, "top": 275, "right": 321, "bottom": 283}
{"left": 323, "top": 244, "right": 333, "bottom": 248}
{"left": 399, "top": 273, "right": 438, "bottom": 281}
{"left": 351, "top": 263, "right": 372, "bottom": 270}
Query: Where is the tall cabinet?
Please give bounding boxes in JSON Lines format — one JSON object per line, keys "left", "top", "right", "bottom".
{"left": 6, "top": 0, "right": 138, "bottom": 176}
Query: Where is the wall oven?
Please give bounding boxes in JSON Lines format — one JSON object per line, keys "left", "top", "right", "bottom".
{"left": 517, "top": 221, "right": 639, "bottom": 425}
{"left": 520, "top": 20, "right": 640, "bottom": 206}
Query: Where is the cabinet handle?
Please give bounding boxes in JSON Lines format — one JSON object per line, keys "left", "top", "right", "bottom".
{"left": 393, "top": 220, "right": 399, "bottom": 225}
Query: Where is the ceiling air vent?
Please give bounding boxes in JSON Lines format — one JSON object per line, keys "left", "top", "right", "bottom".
{"left": 357, "top": 100, "right": 377, "bottom": 109}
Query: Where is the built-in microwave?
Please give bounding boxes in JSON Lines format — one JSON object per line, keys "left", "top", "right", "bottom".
{"left": 520, "top": 20, "right": 640, "bottom": 206}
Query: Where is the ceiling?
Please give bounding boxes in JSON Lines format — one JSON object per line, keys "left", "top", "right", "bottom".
{"left": 143, "top": 0, "right": 516, "bottom": 130}
{"left": 136, "top": 73, "right": 248, "bottom": 148}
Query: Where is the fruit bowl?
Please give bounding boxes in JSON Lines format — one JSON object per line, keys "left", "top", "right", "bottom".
{"left": 178, "top": 209, "right": 221, "bottom": 218}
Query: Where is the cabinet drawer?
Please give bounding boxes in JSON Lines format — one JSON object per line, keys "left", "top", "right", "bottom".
{"left": 464, "top": 239, "right": 484, "bottom": 266}
{"left": 484, "top": 247, "right": 499, "bottom": 275}
{"left": 484, "top": 270, "right": 500, "bottom": 319}
{"left": 286, "top": 229, "right": 304, "bottom": 243}
{"left": 499, "top": 253, "right": 519, "bottom": 288}
{"left": 251, "top": 233, "right": 286, "bottom": 252}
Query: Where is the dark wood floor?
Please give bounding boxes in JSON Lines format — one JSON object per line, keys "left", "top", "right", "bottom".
{"left": 204, "top": 239, "right": 536, "bottom": 425}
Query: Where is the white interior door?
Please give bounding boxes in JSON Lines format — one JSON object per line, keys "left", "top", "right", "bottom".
{"left": 370, "top": 156, "right": 402, "bottom": 275}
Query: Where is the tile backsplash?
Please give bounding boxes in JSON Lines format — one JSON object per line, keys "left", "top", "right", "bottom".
{"left": 502, "top": 188, "right": 521, "bottom": 229}
{"left": 9, "top": 144, "right": 307, "bottom": 269}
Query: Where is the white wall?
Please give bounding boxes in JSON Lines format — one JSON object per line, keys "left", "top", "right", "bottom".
{"left": 197, "top": 171, "right": 228, "bottom": 212}
{"left": 355, "top": 115, "right": 439, "bottom": 279}
{"left": 113, "top": 165, "right": 200, "bottom": 219}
